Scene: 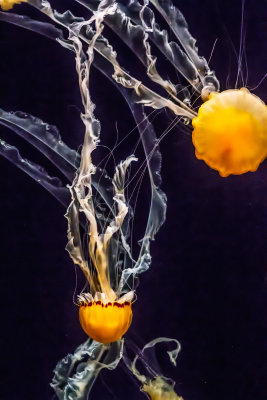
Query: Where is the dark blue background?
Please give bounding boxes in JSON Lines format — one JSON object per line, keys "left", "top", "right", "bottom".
{"left": 0, "top": 0, "right": 266, "bottom": 399}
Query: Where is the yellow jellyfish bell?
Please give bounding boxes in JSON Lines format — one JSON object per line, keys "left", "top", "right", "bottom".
{"left": 192, "top": 88, "right": 267, "bottom": 177}
{"left": 0, "top": 0, "right": 26, "bottom": 10}
{"left": 78, "top": 294, "right": 133, "bottom": 343}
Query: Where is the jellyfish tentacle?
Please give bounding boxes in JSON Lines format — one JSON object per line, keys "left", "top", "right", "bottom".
{"left": 149, "top": 0, "right": 220, "bottom": 91}
{"left": 105, "top": 156, "right": 138, "bottom": 289}
{"left": 0, "top": 9, "right": 63, "bottom": 39}
{"left": 104, "top": 155, "right": 138, "bottom": 246}
{"left": 0, "top": 107, "right": 118, "bottom": 216}
{"left": 75, "top": 0, "right": 199, "bottom": 111}
{"left": 65, "top": 188, "right": 95, "bottom": 290}
{"left": 67, "top": 10, "right": 130, "bottom": 300}
{"left": 0, "top": 108, "right": 78, "bottom": 181}
{"left": 67, "top": 13, "right": 112, "bottom": 298}
{"left": 123, "top": 337, "right": 183, "bottom": 399}
{"left": 75, "top": 0, "right": 203, "bottom": 92}
{"left": 1, "top": 2, "right": 169, "bottom": 292}
{"left": 118, "top": 105, "right": 167, "bottom": 294}
{"left": 1, "top": 2, "right": 187, "bottom": 398}
{"left": 65, "top": 4, "right": 168, "bottom": 297}
{"left": 24, "top": 0, "right": 195, "bottom": 118}
{"left": 0, "top": 9, "right": 166, "bottom": 268}
{"left": 51, "top": 338, "right": 123, "bottom": 400}
{"left": 137, "top": 337, "right": 181, "bottom": 368}
{"left": 138, "top": 5, "right": 194, "bottom": 109}
{"left": 1, "top": 2, "right": 198, "bottom": 114}
{"left": 76, "top": 0, "right": 189, "bottom": 104}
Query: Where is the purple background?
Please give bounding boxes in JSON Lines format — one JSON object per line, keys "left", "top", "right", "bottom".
{"left": 0, "top": 0, "right": 266, "bottom": 399}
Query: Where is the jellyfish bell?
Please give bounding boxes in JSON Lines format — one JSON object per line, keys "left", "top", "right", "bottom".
{"left": 192, "top": 88, "right": 267, "bottom": 177}
{"left": 78, "top": 291, "right": 134, "bottom": 343}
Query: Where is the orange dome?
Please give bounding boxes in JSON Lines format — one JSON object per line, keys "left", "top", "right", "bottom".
{"left": 79, "top": 300, "right": 132, "bottom": 343}
{"left": 192, "top": 88, "right": 267, "bottom": 177}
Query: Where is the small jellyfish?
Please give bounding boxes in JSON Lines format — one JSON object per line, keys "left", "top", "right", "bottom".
{"left": 192, "top": 88, "right": 267, "bottom": 177}
{"left": 142, "top": 377, "right": 183, "bottom": 400}
{"left": 124, "top": 337, "right": 184, "bottom": 400}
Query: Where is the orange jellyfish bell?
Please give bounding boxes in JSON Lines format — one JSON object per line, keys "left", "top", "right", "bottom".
{"left": 78, "top": 292, "right": 133, "bottom": 343}
{"left": 192, "top": 88, "right": 267, "bottom": 177}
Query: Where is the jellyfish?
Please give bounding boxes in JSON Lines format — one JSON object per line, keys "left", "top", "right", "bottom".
{"left": 192, "top": 88, "right": 267, "bottom": 177}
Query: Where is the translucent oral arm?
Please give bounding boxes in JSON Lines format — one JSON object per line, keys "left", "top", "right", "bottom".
{"left": 68, "top": 7, "right": 119, "bottom": 300}
{"left": 149, "top": 0, "right": 220, "bottom": 91}
{"left": 1, "top": 2, "right": 169, "bottom": 295}
{"left": 0, "top": 138, "right": 70, "bottom": 207}
{"left": 103, "top": 155, "right": 138, "bottom": 246}
{"left": 0, "top": 105, "right": 115, "bottom": 214}
{"left": 27, "top": 0, "right": 196, "bottom": 119}
{"left": 65, "top": 188, "right": 95, "bottom": 289}
{"left": 62, "top": 24, "right": 101, "bottom": 288}
{"left": 75, "top": 0, "right": 202, "bottom": 92}
{"left": 0, "top": 108, "right": 78, "bottom": 181}
{"left": 123, "top": 337, "right": 183, "bottom": 399}
{"left": 0, "top": 9, "right": 63, "bottom": 39}
{"left": 0, "top": 10, "right": 166, "bottom": 292}
{"left": 150, "top": 0, "right": 209, "bottom": 75}
{"left": 51, "top": 338, "right": 123, "bottom": 400}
